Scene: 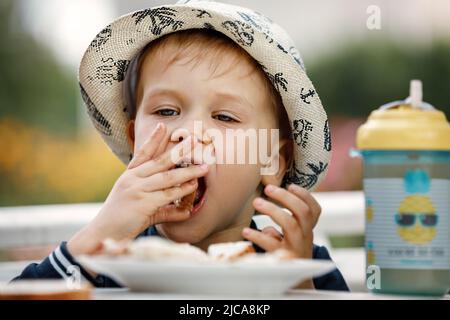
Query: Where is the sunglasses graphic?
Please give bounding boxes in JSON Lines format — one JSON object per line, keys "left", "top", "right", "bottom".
{"left": 395, "top": 213, "right": 438, "bottom": 227}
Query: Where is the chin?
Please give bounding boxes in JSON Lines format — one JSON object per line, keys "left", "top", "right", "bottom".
{"left": 156, "top": 222, "right": 210, "bottom": 244}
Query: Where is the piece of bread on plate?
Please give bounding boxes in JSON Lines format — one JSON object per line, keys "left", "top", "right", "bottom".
{"left": 127, "top": 237, "right": 209, "bottom": 262}
{"left": 97, "top": 238, "right": 296, "bottom": 265}
{"left": 0, "top": 280, "right": 91, "bottom": 300}
{"left": 207, "top": 241, "right": 255, "bottom": 262}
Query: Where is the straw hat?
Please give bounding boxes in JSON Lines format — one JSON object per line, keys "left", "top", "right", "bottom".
{"left": 78, "top": 0, "right": 331, "bottom": 190}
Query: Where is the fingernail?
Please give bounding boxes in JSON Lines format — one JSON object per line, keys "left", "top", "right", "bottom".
{"left": 152, "top": 123, "right": 163, "bottom": 136}
{"left": 243, "top": 228, "right": 252, "bottom": 236}
{"left": 266, "top": 184, "right": 276, "bottom": 193}
{"left": 254, "top": 198, "right": 264, "bottom": 206}
{"left": 200, "top": 164, "right": 208, "bottom": 171}
{"left": 189, "top": 179, "right": 197, "bottom": 185}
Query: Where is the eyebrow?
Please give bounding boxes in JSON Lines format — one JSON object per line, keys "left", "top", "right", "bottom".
{"left": 213, "top": 91, "right": 254, "bottom": 110}
{"left": 140, "top": 88, "right": 184, "bottom": 107}
{"left": 141, "top": 87, "right": 254, "bottom": 110}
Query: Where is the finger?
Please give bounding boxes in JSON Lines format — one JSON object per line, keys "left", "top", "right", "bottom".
{"left": 288, "top": 184, "right": 322, "bottom": 227}
{"left": 152, "top": 178, "right": 199, "bottom": 207}
{"left": 128, "top": 123, "right": 166, "bottom": 170}
{"left": 153, "top": 127, "right": 171, "bottom": 161}
{"left": 261, "top": 226, "right": 283, "bottom": 241}
{"left": 242, "top": 228, "right": 281, "bottom": 252}
{"left": 253, "top": 197, "right": 304, "bottom": 243}
{"left": 141, "top": 164, "right": 208, "bottom": 192}
{"left": 151, "top": 204, "right": 191, "bottom": 225}
{"left": 134, "top": 135, "right": 197, "bottom": 178}
{"left": 264, "top": 184, "right": 313, "bottom": 233}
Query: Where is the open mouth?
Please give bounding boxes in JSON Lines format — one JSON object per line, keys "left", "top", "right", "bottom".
{"left": 192, "top": 176, "right": 207, "bottom": 215}
{"left": 173, "top": 162, "right": 207, "bottom": 215}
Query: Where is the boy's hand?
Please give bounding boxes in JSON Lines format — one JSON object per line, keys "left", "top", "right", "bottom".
{"left": 243, "top": 184, "right": 321, "bottom": 259}
{"left": 242, "top": 184, "right": 321, "bottom": 289}
{"left": 68, "top": 123, "right": 208, "bottom": 255}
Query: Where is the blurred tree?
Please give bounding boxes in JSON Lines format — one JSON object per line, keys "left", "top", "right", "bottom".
{"left": 0, "top": 118, "right": 124, "bottom": 206}
{"left": 0, "top": 0, "right": 78, "bottom": 135}
{"left": 308, "top": 39, "right": 450, "bottom": 118}
{"left": 0, "top": 1, "right": 124, "bottom": 206}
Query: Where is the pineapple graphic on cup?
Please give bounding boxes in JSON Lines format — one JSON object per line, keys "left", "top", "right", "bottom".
{"left": 395, "top": 170, "right": 438, "bottom": 245}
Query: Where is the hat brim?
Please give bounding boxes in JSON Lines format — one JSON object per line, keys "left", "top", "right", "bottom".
{"left": 79, "top": 0, "right": 331, "bottom": 191}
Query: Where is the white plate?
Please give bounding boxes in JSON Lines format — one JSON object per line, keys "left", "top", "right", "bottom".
{"left": 77, "top": 255, "right": 336, "bottom": 296}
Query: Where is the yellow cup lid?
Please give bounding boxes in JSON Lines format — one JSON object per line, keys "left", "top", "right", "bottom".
{"left": 357, "top": 80, "right": 450, "bottom": 150}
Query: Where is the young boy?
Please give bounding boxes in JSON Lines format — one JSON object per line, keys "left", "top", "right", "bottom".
{"left": 14, "top": 0, "right": 348, "bottom": 291}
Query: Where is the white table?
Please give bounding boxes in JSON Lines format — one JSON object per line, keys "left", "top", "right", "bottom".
{"left": 0, "top": 192, "right": 365, "bottom": 248}
{"left": 93, "top": 288, "right": 450, "bottom": 300}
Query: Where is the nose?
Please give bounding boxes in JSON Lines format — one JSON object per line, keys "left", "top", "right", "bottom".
{"left": 170, "top": 122, "right": 216, "bottom": 165}
{"left": 170, "top": 124, "right": 213, "bottom": 145}
{"left": 170, "top": 127, "right": 192, "bottom": 143}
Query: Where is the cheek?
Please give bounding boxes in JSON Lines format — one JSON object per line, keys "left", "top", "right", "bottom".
{"left": 132, "top": 116, "right": 159, "bottom": 151}
{"left": 211, "top": 134, "right": 262, "bottom": 188}
{"left": 214, "top": 163, "right": 261, "bottom": 205}
{"left": 208, "top": 164, "right": 260, "bottom": 228}
{"left": 212, "top": 133, "right": 269, "bottom": 168}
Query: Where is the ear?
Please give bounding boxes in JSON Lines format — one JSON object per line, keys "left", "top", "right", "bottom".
{"left": 126, "top": 120, "right": 135, "bottom": 150}
{"left": 261, "top": 138, "right": 293, "bottom": 187}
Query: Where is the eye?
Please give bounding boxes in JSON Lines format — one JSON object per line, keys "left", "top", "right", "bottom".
{"left": 155, "top": 108, "right": 179, "bottom": 117}
{"left": 213, "top": 113, "right": 238, "bottom": 122}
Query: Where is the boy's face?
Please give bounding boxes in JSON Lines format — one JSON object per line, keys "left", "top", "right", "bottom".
{"left": 128, "top": 43, "right": 284, "bottom": 245}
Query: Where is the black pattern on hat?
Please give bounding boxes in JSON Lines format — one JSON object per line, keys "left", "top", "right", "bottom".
{"left": 89, "top": 25, "right": 112, "bottom": 52}
{"left": 300, "top": 87, "right": 316, "bottom": 104}
{"left": 284, "top": 161, "right": 328, "bottom": 189}
{"left": 260, "top": 65, "right": 288, "bottom": 93}
{"left": 324, "top": 119, "right": 332, "bottom": 151}
{"left": 87, "top": 58, "right": 130, "bottom": 86}
{"left": 79, "top": 83, "right": 112, "bottom": 136}
{"left": 221, "top": 20, "right": 254, "bottom": 47}
{"left": 132, "top": 7, "right": 184, "bottom": 35}
{"left": 293, "top": 119, "right": 313, "bottom": 149}
{"left": 192, "top": 9, "right": 212, "bottom": 18}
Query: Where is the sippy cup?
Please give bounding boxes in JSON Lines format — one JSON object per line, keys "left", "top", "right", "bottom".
{"left": 353, "top": 80, "right": 450, "bottom": 296}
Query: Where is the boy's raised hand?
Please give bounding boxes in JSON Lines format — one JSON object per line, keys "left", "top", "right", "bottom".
{"left": 67, "top": 123, "right": 208, "bottom": 255}
{"left": 242, "top": 184, "right": 322, "bottom": 260}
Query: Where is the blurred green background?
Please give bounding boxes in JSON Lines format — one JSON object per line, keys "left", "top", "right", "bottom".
{"left": 0, "top": 0, "right": 449, "bottom": 206}
{"left": 0, "top": 0, "right": 125, "bottom": 206}
{"left": 0, "top": 1, "right": 78, "bottom": 135}
{"left": 308, "top": 40, "right": 450, "bottom": 117}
